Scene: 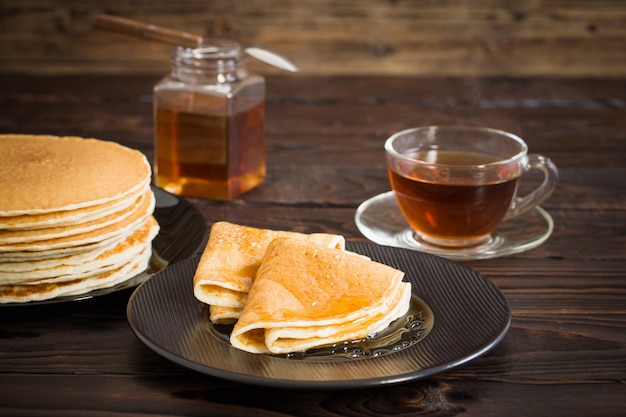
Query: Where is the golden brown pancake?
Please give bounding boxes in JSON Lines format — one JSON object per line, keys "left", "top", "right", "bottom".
{"left": 193, "top": 221, "right": 345, "bottom": 313}
{"left": 0, "top": 190, "right": 149, "bottom": 244}
{"left": 209, "top": 305, "right": 242, "bottom": 325}
{"left": 0, "top": 247, "right": 151, "bottom": 303}
{"left": 0, "top": 134, "right": 151, "bottom": 216}
{"left": 0, "top": 216, "right": 159, "bottom": 284}
{"left": 0, "top": 191, "right": 155, "bottom": 253}
{"left": 0, "top": 227, "right": 132, "bottom": 260}
{"left": 0, "top": 134, "right": 159, "bottom": 303}
{"left": 230, "top": 238, "right": 411, "bottom": 354}
{"left": 0, "top": 184, "right": 146, "bottom": 231}
{"left": 0, "top": 216, "right": 158, "bottom": 303}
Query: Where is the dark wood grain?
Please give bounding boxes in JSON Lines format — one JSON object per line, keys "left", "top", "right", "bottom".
{"left": 1, "top": 0, "right": 626, "bottom": 77}
{"left": 0, "top": 74, "right": 625, "bottom": 416}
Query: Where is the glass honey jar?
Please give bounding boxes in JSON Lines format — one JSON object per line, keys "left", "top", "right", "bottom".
{"left": 154, "top": 39, "right": 265, "bottom": 200}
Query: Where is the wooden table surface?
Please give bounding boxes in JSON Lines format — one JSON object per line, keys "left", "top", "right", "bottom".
{"left": 0, "top": 74, "right": 624, "bottom": 416}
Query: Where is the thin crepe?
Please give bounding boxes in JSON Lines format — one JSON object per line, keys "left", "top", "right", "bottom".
{"left": 193, "top": 222, "right": 345, "bottom": 317}
{"left": 230, "top": 238, "right": 412, "bottom": 354}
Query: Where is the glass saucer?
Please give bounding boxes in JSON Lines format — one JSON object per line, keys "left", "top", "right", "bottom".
{"left": 355, "top": 191, "right": 554, "bottom": 261}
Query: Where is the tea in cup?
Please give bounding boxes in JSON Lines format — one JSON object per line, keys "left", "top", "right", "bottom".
{"left": 385, "top": 126, "right": 558, "bottom": 248}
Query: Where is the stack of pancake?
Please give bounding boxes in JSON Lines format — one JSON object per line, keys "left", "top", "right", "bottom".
{"left": 0, "top": 134, "right": 159, "bottom": 303}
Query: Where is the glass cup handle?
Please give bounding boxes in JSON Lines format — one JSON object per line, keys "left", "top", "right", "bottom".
{"left": 505, "top": 154, "right": 559, "bottom": 220}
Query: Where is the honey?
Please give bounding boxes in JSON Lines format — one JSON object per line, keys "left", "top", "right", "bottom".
{"left": 154, "top": 40, "right": 265, "bottom": 200}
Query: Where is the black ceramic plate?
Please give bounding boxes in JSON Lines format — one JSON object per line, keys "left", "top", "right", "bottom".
{"left": 2, "top": 187, "right": 207, "bottom": 306}
{"left": 127, "top": 241, "right": 511, "bottom": 389}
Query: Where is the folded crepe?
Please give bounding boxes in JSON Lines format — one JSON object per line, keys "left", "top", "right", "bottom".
{"left": 208, "top": 305, "right": 242, "bottom": 326}
{"left": 193, "top": 221, "right": 345, "bottom": 324}
{"left": 230, "top": 238, "right": 412, "bottom": 354}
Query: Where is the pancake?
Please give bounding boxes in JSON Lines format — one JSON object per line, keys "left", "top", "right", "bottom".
{"left": 0, "top": 246, "right": 152, "bottom": 303}
{"left": 0, "top": 216, "right": 159, "bottom": 283}
{"left": 0, "top": 227, "right": 133, "bottom": 260}
{"left": 0, "top": 232, "right": 129, "bottom": 272}
{"left": 193, "top": 222, "right": 345, "bottom": 315}
{"left": 0, "top": 184, "right": 146, "bottom": 231}
{"left": 0, "top": 190, "right": 155, "bottom": 253}
{"left": 0, "top": 134, "right": 151, "bottom": 216}
{"left": 0, "top": 134, "right": 160, "bottom": 304}
{"left": 230, "top": 238, "right": 411, "bottom": 354}
{"left": 209, "top": 305, "right": 242, "bottom": 325}
{"left": 0, "top": 216, "right": 158, "bottom": 303}
{"left": 0, "top": 190, "right": 149, "bottom": 244}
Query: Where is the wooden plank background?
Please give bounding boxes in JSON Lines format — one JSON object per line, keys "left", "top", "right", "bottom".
{"left": 1, "top": 0, "right": 625, "bottom": 77}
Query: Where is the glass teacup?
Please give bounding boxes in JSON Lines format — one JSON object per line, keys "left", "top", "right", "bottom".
{"left": 386, "top": 126, "right": 558, "bottom": 249}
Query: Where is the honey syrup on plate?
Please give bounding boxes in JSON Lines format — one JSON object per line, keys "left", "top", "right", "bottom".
{"left": 208, "top": 294, "right": 433, "bottom": 361}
